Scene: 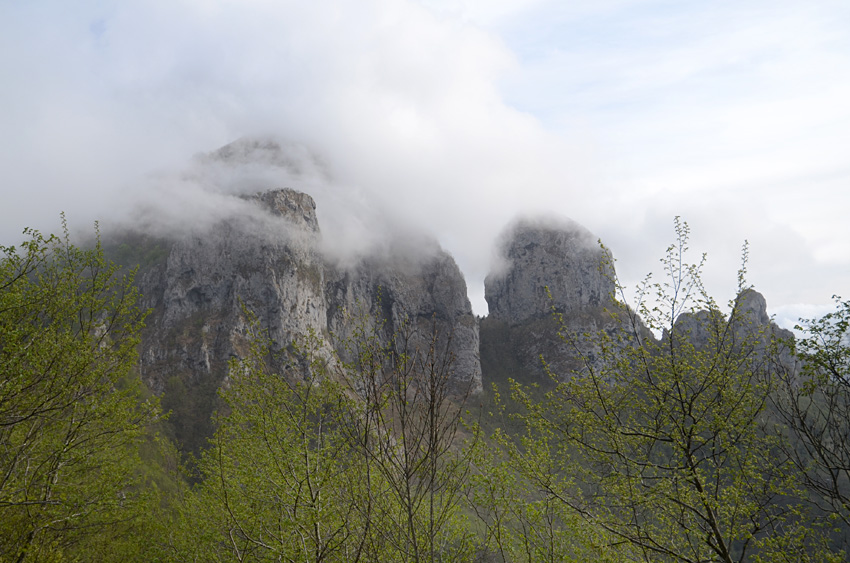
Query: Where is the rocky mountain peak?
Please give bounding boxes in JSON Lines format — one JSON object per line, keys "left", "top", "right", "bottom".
{"left": 132, "top": 186, "right": 482, "bottom": 452}
{"left": 479, "top": 217, "right": 625, "bottom": 384}
{"left": 201, "top": 137, "right": 329, "bottom": 179}
{"left": 666, "top": 289, "right": 795, "bottom": 376}
{"left": 671, "top": 289, "right": 776, "bottom": 339}
{"left": 485, "top": 218, "right": 615, "bottom": 326}
{"left": 249, "top": 188, "right": 320, "bottom": 233}
{"left": 736, "top": 288, "right": 771, "bottom": 326}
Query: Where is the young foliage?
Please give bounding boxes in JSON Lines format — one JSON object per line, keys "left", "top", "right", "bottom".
{"left": 773, "top": 297, "right": 850, "bottom": 532}
{"left": 0, "top": 218, "right": 160, "bottom": 562}
{"left": 470, "top": 419, "right": 625, "bottom": 562}
{"left": 176, "top": 303, "right": 481, "bottom": 563}
{"left": 339, "top": 306, "right": 479, "bottom": 563}
{"left": 181, "top": 316, "right": 371, "bottom": 562}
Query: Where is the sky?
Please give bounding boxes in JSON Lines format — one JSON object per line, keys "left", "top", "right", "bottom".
{"left": 1, "top": 0, "right": 848, "bottom": 328}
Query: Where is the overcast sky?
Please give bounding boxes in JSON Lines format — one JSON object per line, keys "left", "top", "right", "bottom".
{"left": 1, "top": 0, "right": 848, "bottom": 327}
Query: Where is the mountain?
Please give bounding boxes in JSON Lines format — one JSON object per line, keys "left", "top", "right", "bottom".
{"left": 108, "top": 140, "right": 793, "bottom": 453}
{"left": 114, "top": 186, "right": 481, "bottom": 452}
{"left": 480, "top": 217, "right": 793, "bottom": 387}
{"left": 481, "top": 217, "right": 628, "bottom": 385}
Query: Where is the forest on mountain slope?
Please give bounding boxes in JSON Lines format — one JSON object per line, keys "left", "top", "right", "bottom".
{"left": 2, "top": 218, "right": 849, "bottom": 562}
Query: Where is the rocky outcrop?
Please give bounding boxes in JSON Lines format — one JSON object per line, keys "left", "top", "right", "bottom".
{"left": 478, "top": 213, "right": 795, "bottom": 388}
{"left": 326, "top": 247, "right": 481, "bottom": 392}
{"left": 736, "top": 289, "right": 773, "bottom": 328}
{"left": 252, "top": 188, "right": 321, "bottom": 232}
{"left": 481, "top": 218, "right": 625, "bottom": 383}
{"left": 131, "top": 187, "right": 481, "bottom": 452}
{"left": 485, "top": 218, "right": 615, "bottom": 325}
{"left": 479, "top": 217, "right": 798, "bottom": 389}
{"left": 668, "top": 288, "right": 796, "bottom": 372}
{"left": 137, "top": 190, "right": 328, "bottom": 392}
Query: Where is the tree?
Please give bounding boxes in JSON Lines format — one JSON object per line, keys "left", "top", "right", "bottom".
{"left": 178, "top": 318, "right": 373, "bottom": 562}
{"left": 0, "top": 219, "right": 160, "bottom": 561}
{"left": 339, "top": 309, "right": 479, "bottom": 563}
{"left": 175, "top": 304, "right": 479, "bottom": 563}
{"left": 499, "top": 219, "right": 838, "bottom": 562}
{"left": 773, "top": 297, "right": 850, "bottom": 534}
{"left": 469, "top": 421, "right": 625, "bottom": 562}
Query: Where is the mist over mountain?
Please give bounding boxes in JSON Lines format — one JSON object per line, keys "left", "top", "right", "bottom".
{"left": 97, "top": 139, "right": 794, "bottom": 454}
{"left": 111, "top": 172, "right": 483, "bottom": 451}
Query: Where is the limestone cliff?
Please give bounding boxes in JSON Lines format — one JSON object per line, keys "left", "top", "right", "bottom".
{"left": 137, "top": 189, "right": 327, "bottom": 393}
{"left": 482, "top": 218, "right": 625, "bottom": 383}
{"left": 326, "top": 245, "right": 481, "bottom": 392}
{"left": 479, "top": 216, "right": 794, "bottom": 387}
{"left": 130, "top": 187, "right": 481, "bottom": 452}
{"left": 668, "top": 288, "right": 796, "bottom": 370}
{"left": 485, "top": 218, "right": 615, "bottom": 325}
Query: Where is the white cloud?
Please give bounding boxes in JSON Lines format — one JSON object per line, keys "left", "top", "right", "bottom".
{"left": 0, "top": 0, "right": 847, "bottom": 318}
{"left": 489, "top": 0, "right": 850, "bottom": 314}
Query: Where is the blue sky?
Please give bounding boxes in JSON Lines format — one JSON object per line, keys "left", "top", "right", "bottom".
{"left": 1, "top": 0, "right": 848, "bottom": 326}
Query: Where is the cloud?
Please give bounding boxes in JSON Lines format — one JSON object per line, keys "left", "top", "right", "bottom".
{"left": 0, "top": 0, "right": 847, "bottom": 318}
{"left": 490, "top": 0, "right": 850, "bottom": 314}
{"left": 0, "top": 0, "right": 588, "bottom": 314}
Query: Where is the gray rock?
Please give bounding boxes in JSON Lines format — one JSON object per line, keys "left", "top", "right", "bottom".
{"left": 657, "top": 288, "right": 797, "bottom": 387}
{"left": 134, "top": 187, "right": 482, "bottom": 447}
{"left": 485, "top": 218, "right": 615, "bottom": 326}
{"left": 737, "top": 288, "right": 772, "bottom": 327}
{"left": 250, "top": 188, "right": 320, "bottom": 233}
{"left": 669, "top": 289, "right": 792, "bottom": 349}
{"left": 482, "top": 217, "right": 625, "bottom": 382}
{"left": 480, "top": 217, "right": 795, "bottom": 388}
{"left": 326, "top": 246, "right": 481, "bottom": 393}
{"left": 137, "top": 189, "right": 328, "bottom": 392}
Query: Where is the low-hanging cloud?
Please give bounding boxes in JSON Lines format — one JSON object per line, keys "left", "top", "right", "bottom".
{"left": 0, "top": 0, "right": 591, "bottom": 314}
{"left": 107, "top": 137, "right": 442, "bottom": 271}
{"left": 1, "top": 0, "right": 848, "bottom": 319}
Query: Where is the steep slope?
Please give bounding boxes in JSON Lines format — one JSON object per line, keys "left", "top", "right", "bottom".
{"left": 138, "top": 189, "right": 328, "bottom": 391}
{"left": 669, "top": 288, "right": 796, "bottom": 370}
{"left": 482, "top": 218, "right": 623, "bottom": 384}
{"left": 326, "top": 246, "right": 481, "bottom": 393}
{"left": 480, "top": 217, "right": 794, "bottom": 389}
{"left": 485, "top": 218, "right": 615, "bottom": 325}
{"left": 122, "top": 187, "right": 480, "bottom": 453}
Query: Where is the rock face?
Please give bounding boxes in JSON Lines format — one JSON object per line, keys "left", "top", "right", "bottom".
{"left": 326, "top": 249, "right": 481, "bottom": 392}
{"left": 252, "top": 188, "right": 321, "bottom": 232}
{"left": 668, "top": 288, "right": 796, "bottom": 371}
{"left": 479, "top": 216, "right": 795, "bottom": 388}
{"left": 124, "top": 154, "right": 795, "bottom": 453}
{"left": 485, "top": 218, "right": 615, "bottom": 325}
{"left": 133, "top": 188, "right": 481, "bottom": 452}
{"left": 737, "top": 289, "right": 773, "bottom": 327}
{"left": 740, "top": 290, "right": 798, "bottom": 373}
{"left": 138, "top": 189, "right": 327, "bottom": 390}
{"left": 481, "top": 218, "right": 623, "bottom": 383}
